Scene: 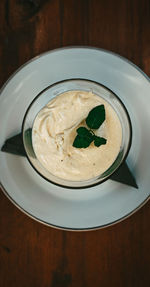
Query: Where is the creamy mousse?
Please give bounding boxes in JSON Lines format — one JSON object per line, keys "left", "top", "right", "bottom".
{"left": 32, "top": 91, "right": 122, "bottom": 181}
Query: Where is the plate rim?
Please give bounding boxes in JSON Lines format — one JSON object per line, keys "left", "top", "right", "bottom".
{"left": 0, "top": 180, "right": 150, "bottom": 231}
{"left": 0, "top": 46, "right": 150, "bottom": 231}
{"left": 0, "top": 46, "right": 149, "bottom": 97}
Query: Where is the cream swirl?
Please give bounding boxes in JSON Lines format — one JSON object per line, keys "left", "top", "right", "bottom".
{"left": 32, "top": 91, "right": 122, "bottom": 180}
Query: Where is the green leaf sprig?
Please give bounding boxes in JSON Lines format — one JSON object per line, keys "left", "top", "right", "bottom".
{"left": 73, "top": 105, "right": 107, "bottom": 148}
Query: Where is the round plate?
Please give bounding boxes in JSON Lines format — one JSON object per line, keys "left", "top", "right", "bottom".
{"left": 0, "top": 47, "right": 150, "bottom": 231}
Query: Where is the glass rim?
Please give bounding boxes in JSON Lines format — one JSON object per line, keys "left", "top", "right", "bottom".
{"left": 22, "top": 78, "right": 132, "bottom": 189}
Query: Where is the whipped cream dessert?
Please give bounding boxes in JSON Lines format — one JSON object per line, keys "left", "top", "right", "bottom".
{"left": 32, "top": 91, "right": 122, "bottom": 181}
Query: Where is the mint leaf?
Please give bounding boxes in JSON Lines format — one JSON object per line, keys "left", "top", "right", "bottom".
{"left": 73, "top": 105, "right": 107, "bottom": 149}
{"left": 73, "top": 127, "right": 94, "bottom": 148}
{"left": 77, "top": 127, "right": 91, "bottom": 137}
{"left": 94, "top": 136, "right": 107, "bottom": 147}
{"left": 86, "top": 105, "right": 105, "bottom": 129}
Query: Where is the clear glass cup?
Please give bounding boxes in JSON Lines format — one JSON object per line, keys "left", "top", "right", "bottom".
{"left": 22, "top": 79, "right": 132, "bottom": 188}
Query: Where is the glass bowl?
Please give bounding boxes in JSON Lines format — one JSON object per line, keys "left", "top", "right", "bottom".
{"left": 22, "top": 79, "right": 132, "bottom": 189}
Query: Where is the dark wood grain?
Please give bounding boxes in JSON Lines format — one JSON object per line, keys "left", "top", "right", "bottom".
{"left": 0, "top": 0, "right": 150, "bottom": 286}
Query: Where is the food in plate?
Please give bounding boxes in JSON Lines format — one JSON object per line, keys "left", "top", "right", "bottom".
{"left": 32, "top": 90, "right": 122, "bottom": 181}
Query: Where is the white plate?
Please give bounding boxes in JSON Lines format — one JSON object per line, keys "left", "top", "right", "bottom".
{"left": 0, "top": 47, "right": 150, "bottom": 231}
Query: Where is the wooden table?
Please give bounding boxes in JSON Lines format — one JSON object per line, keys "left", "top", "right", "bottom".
{"left": 0, "top": 1, "right": 150, "bottom": 286}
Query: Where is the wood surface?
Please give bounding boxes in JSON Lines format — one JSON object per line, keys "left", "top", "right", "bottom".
{"left": 0, "top": 0, "right": 150, "bottom": 286}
